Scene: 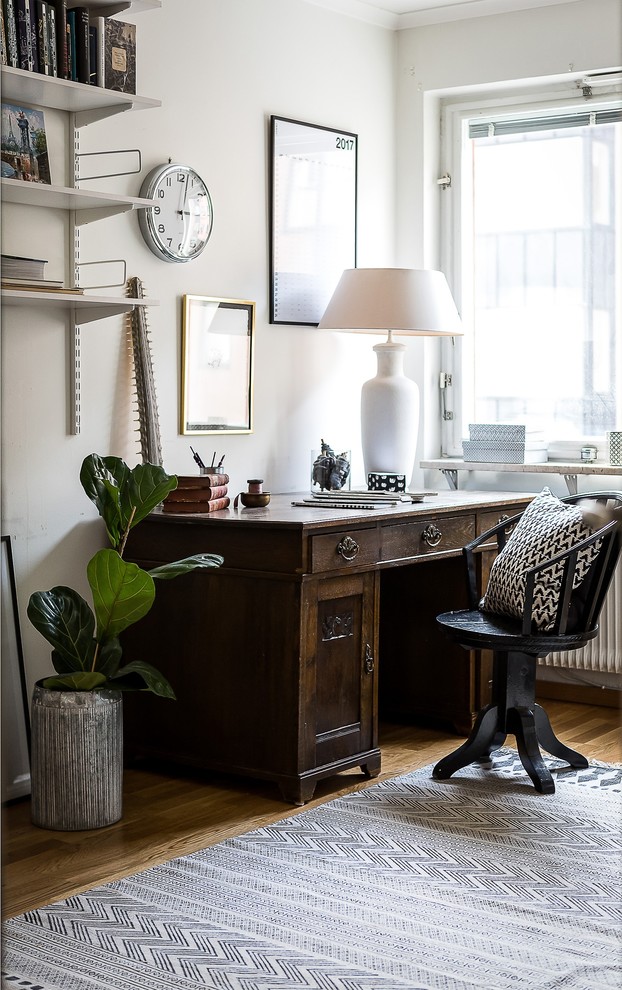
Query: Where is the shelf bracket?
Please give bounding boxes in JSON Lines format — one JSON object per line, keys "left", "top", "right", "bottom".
{"left": 74, "top": 103, "right": 132, "bottom": 129}
{"left": 75, "top": 205, "right": 134, "bottom": 225}
{"left": 563, "top": 474, "right": 579, "bottom": 496}
{"left": 441, "top": 468, "right": 459, "bottom": 491}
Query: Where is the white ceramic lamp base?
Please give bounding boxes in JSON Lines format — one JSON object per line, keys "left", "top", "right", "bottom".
{"left": 360, "top": 340, "right": 419, "bottom": 481}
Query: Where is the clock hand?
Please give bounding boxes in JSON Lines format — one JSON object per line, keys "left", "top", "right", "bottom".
{"left": 177, "top": 174, "right": 189, "bottom": 215}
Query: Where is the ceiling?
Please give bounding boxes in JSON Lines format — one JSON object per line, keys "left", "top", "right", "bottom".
{"left": 302, "top": 0, "right": 580, "bottom": 29}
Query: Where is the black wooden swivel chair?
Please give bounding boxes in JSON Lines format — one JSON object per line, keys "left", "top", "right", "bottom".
{"left": 433, "top": 491, "right": 622, "bottom": 794}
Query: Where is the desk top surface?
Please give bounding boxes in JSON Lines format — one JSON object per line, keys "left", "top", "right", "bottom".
{"left": 152, "top": 489, "right": 536, "bottom": 531}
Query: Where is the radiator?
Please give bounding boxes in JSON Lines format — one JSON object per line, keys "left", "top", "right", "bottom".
{"left": 540, "top": 561, "right": 622, "bottom": 675}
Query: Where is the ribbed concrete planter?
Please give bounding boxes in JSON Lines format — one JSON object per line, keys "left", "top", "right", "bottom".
{"left": 30, "top": 682, "right": 123, "bottom": 830}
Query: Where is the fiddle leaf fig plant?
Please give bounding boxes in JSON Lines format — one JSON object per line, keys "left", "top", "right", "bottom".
{"left": 27, "top": 454, "right": 223, "bottom": 698}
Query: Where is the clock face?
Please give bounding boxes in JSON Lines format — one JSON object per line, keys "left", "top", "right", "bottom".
{"left": 138, "top": 163, "right": 213, "bottom": 263}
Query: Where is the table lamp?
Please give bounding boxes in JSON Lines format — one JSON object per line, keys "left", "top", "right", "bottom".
{"left": 318, "top": 268, "right": 462, "bottom": 484}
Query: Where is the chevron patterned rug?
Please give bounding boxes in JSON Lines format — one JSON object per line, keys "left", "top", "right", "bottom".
{"left": 2, "top": 750, "right": 621, "bottom": 990}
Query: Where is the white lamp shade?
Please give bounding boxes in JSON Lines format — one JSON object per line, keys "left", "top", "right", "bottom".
{"left": 318, "top": 268, "right": 462, "bottom": 336}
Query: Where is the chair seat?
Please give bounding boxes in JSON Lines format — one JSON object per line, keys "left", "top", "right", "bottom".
{"left": 437, "top": 608, "right": 598, "bottom": 655}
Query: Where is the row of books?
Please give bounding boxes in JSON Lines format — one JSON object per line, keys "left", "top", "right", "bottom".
{"left": 162, "top": 475, "right": 232, "bottom": 514}
{"left": 1, "top": 0, "right": 136, "bottom": 93}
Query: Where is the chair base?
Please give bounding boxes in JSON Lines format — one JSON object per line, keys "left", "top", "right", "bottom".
{"left": 432, "top": 651, "right": 589, "bottom": 793}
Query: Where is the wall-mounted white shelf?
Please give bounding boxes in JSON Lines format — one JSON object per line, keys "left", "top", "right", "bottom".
{"left": 1, "top": 289, "right": 158, "bottom": 324}
{"left": 1, "top": 66, "right": 160, "bottom": 126}
{"left": 1, "top": 2, "right": 160, "bottom": 435}
{"left": 1, "top": 177, "right": 155, "bottom": 223}
{"left": 89, "top": 0, "right": 161, "bottom": 13}
{"left": 421, "top": 458, "right": 622, "bottom": 495}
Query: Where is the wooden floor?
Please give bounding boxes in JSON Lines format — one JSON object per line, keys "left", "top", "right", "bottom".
{"left": 2, "top": 699, "right": 620, "bottom": 920}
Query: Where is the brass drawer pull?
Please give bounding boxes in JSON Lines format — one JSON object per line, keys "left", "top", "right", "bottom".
{"left": 498, "top": 513, "right": 516, "bottom": 535}
{"left": 422, "top": 523, "right": 442, "bottom": 548}
{"left": 336, "top": 535, "right": 360, "bottom": 561}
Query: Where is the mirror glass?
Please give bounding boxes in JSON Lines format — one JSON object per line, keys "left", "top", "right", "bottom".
{"left": 181, "top": 295, "right": 254, "bottom": 434}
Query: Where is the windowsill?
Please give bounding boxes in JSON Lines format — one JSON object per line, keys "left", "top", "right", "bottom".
{"left": 420, "top": 459, "right": 622, "bottom": 495}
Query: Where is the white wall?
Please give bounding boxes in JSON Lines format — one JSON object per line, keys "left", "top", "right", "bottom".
{"left": 1, "top": 0, "right": 396, "bottom": 687}
{"left": 2, "top": 0, "right": 620, "bottom": 690}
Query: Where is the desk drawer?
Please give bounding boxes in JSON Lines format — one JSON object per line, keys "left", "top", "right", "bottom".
{"left": 477, "top": 504, "right": 525, "bottom": 541}
{"left": 311, "top": 528, "right": 379, "bottom": 572}
{"left": 381, "top": 513, "right": 475, "bottom": 563}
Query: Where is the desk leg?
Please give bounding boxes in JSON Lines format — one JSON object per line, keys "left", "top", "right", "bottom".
{"left": 278, "top": 750, "right": 382, "bottom": 805}
{"left": 361, "top": 754, "right": 382, "bottom": 779}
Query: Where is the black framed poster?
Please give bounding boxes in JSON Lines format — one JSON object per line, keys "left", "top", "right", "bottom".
{"left": 269, "top": 115, "right": 357, "bottom": 326}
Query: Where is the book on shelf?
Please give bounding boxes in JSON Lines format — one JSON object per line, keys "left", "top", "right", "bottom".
{"left": 87, "top": 21, "right": 95, "bottom": 83}
{"left": 1, "top": 102, "right": 51, "bottom": 183}
{"left": 35, "top": 0, "right": 49, "bottom": 74}
{"left": 27, "top": 0, "right": 38, "bottom": 72}
{"left": 49, "top": 0, "right": 67, "bottom": 77}
{"left": 1, "top": 254, "right": 48, "bottom": 279}
{"left": 0, "top": 4, "right": 6, "bottom": 65}
{"left": 162, "top": 497, "right": 231, "bottom": 514}
{"left": 15, "top": 0, "right": 34, "bottom": 71}
{"left": 2, "top": 279, "right": 83, "bottom": 293}
{"left": 66, "top": 4, "right": 74, "bottom": 78}
{"left": 92, "top": 15, "right": 135, "bottom": 93}
{"left": 3, "top": 0, "right": 19, "bottom": 67}
{"left": 45, "top": 0, "right": 56, "bottom": 75}
{"left": 69, "top": 4, "right": 88, "bottom": 83}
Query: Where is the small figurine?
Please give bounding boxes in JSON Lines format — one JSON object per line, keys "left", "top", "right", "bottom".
{"left": 312, "top": 439, "right": 350, "bottom": 491}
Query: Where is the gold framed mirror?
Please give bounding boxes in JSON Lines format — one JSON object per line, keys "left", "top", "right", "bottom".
{"left": 181, "top": 295, "right": 255, "bottom": 435}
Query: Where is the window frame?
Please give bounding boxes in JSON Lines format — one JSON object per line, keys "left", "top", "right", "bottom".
{"left": 439, "top": 79, "right": 622, "bottom": 457}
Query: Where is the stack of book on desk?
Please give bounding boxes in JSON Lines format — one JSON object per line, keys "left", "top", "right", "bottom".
{"left": 162, "top": 474, "right": 230, "bottom": 513}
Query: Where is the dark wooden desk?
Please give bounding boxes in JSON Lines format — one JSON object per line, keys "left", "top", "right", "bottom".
{"left": 123, "top": 490, "right": 532, "bottom": 803}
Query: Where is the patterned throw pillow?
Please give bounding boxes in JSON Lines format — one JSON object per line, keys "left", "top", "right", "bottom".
{"left": 481, "top": 487, "right": 601, "bottom": 631}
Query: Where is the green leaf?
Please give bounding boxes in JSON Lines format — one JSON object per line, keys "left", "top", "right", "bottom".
{"left": 149, "top": 553, "right": 224, "bottom": 580}
{"left": 27, "top": 587, "right": 96, "bottom": 672}
{"left": 87, "top": 549, "right": 155, "bottom": 641}
{"left": 81, "top": 455, "right": 178, "bottom": 548}
{"left": 42, "top": 671, "right": 108, "bottom": 691}
{"left": 110, "top": 660, "right": 176, "bottom": 699}
{"left": 123, "top": 463, "right": 178, "bottom": 530}
{"left": 80, "top": 454, "right": 128, "bottom": 547}
{"left": 96, "top": 637, "right": 123, "bottom": 678}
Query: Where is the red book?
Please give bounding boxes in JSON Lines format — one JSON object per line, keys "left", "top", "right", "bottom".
{"left": 161, "top": 497, "right": 230, "bottom": 514}
{"left": 165, "top": 484, "right": 228, "bottom": 503}
{"left": 175, "top": 473, "right": 230, "bottom": 488}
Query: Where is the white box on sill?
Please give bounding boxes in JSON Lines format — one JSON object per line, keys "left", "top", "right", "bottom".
{"left": 461, "top": 440, "right": 548, "bottom": 464}
{"left": 468, "top": 423, "right": 526, "bottom": 442}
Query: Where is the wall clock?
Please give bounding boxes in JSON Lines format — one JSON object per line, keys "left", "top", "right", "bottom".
{"left": 138, "top": 162, "right": 213, "bottom": 263}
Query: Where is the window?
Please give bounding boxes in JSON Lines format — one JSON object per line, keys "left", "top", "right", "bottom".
{"left": 441, "top": 89, "right": 622, "bottom": 457}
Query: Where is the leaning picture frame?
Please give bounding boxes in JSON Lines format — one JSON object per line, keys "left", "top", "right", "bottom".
{"left": 269, "top": 115, "right": 357, "bottom": 327}
{"left": 1, "top": 102, "right": 51, "bottom": 184}
{"left": 1, "top": 535, "right": 31, "bottom": 801}
{"left": 180, "top": 295, "right": 255, "bottom": 435}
